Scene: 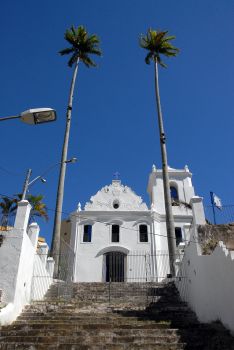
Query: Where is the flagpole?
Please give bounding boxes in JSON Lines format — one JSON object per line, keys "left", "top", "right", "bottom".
{"left": 210, "top": 191, "right": 216, "bottom": 224}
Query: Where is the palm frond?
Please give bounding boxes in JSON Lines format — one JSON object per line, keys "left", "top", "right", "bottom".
{"left": 60, "top": 25, "right": 102, "bottom": 68}
{"left": 59, "top": 47, "right": 74, "bottom": 56}
{"left": 162, "top": 35, "right": 176, "bottom": 42}
{"left": 0, "top": 197, "right": 17, "bottom": 214}
{"left": 80, "top": 53, "right": 96, "bottom": 67}
{"left": 145, "top": 52, "right": 154, "bottom": 65}
{"left": 157, "top": 56, "right": 167, "bottom": 68}
{"left": 27, "top": 194, "right": 49, "bottom": 222}
{"left": 139, "top": 28, "right": 179, "bottom": 67}
{"left": 68, "top": 52, "right": 79, "bottom": 67}
{"left": 86, "top": 48, "right": 102, "bottom": 56}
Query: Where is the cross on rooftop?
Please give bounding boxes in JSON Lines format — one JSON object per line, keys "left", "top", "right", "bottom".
{"left": 113, "top": 171, "right": 120, "bottom": 180}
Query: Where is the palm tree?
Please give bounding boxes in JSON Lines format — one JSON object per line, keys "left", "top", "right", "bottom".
{"left": 51, "top": 25, "right": 102, "bottom": 277}
{"left": 139, "top": 29, "right": 179, "bottom": 275}
{"left": 0, "top": 196, "right": 17, "bottom": 227}
{"left": 27, "top": 194, "right": 49, "bottom": 222}
{"left": 13, "top": 194, "right": 49, "bottom": 222}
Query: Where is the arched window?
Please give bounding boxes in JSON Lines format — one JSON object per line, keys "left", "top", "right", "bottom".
{"left": 139, "top": 224, "right": 148, "bottom": 243}
{"left": 83, "top": 225, "right": 92, "bottom": 242}
{"left": 112, "top": 225, "right": 119, "bottom": 242}
{"left": 170, "top": 185, "right": 179, "bottom": 200}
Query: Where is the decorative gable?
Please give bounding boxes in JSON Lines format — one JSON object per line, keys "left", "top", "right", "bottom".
{"left": 85, "top": 180, "right": 148, "bottom": 211}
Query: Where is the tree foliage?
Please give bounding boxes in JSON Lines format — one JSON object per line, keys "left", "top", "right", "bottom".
{"left": 0, "top": 197, "right": 16, "bottom": 214}
{"left": 59, "top": 25, "right": 102, "bottom": 67}
{"left": 0, "top": 194, "right": 48, "bottom": 225}
{"left": 27, "top": 194, "right": 49, "bottom": 222}
{"left": 139, "top": 29, "right": 179, "bottom": 67}
{"left": 0, "top": 197, "right": 17, "bottom": 226}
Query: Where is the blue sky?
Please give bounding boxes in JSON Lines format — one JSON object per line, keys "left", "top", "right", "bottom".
{"left": 0, "top": 0, "right": 233, "bottom": 243}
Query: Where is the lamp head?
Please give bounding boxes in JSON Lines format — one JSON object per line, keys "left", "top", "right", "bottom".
{"left": 20, "top": 108, "right": 57, "bottom": 125}
{"left": 65, "top": 157, "right": 77, "bottom": 164}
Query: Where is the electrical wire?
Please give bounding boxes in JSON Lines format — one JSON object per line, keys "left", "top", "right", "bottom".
{"left": 0, "top": 192, "right": 223, "bottom": 246}
{"left": 0, "top": 166, "right": 23, "bottom": 177}
{"left": 45, "top": 207, "right": 199, "bottom": 245}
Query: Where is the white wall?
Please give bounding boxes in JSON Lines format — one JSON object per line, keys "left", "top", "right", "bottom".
{"left": 0, "top": 226, "right": 36, "bottom": 325}
{"left": 0, "top": 229, "right": 23, "bottom": 304}
{"left": 0, "top": 201, "right": 54, "bottom": 325}
{"left": 31, "top": 254, "right": 53, "bottom": 301}
{"left": 176, "top": 228, "right": 234, "bottom": 333}
{"left": 73, "top": 218, "right": 152, "bottom": 282}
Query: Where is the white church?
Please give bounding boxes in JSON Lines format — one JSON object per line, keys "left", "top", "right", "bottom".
{"left": 61, "top": 164, "right": 202, "bottom": 283}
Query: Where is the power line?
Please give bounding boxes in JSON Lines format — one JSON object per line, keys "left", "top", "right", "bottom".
{"left": 1, "top": 192, "right": 229, "bottom": 246}
{"left": 46, "top": 206, "right": 199, "bottom": 245}
{"left": 0, "top": 193, "right": 198, "bottom": 245}
{"left": 0, "top": 166, "right": 23, "bottom": 177}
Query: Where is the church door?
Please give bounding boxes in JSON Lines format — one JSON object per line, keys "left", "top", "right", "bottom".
{"left": 105, "top": 252, "right": 125, "bottom": 282}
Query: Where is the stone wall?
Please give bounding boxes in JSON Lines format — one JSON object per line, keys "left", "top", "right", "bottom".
{"left": 198, "top": 223, "right": 234, "bottom": 254}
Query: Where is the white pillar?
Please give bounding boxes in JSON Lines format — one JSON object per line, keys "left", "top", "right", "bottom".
{"left": 184, "top": 223, "right": 192, "bottom": 244}
{"left": 28, "top": 223, "right": 40, "bottom": 250}
{"left": 14, "top": 200, "right": 31, "bottom": 232}
{"left": 190, "top": 196, "right": 206, "bottom": 225}
{"left": 38, "top": 243, "right": 49, "bottom": 266}
{"left": 46, "top": 257, "right": 55, "bottom": 277}
{"left": 190, "top": 196, "right": 205, "bottom": 254}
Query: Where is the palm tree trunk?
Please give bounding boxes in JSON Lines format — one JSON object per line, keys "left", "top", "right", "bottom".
{"left": 154, "top": 58, "right": 176, "bottom": 276}
{"left": 51, "top": 57, "right": 79, "bottom": 278}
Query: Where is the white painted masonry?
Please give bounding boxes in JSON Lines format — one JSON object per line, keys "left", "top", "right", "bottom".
{"left": 65, "top": 166, "right": 198, "bottom": 282}
{"left": 147, "top": 165, "right": 195, "bottom": 252}
{"left": 70, "top": 179, "right": 152, "bottom": 282}
{"left": 0, "top": 201, "right": 54, "bottom": 325}
{"left": 176, "top": 232, "right": 234, "bottom": 333}
{"left": 176, "top": 198, "right": 234, "bottom": 333}
{"left": 1, "top": 164, "right": 232, "bottom": 334}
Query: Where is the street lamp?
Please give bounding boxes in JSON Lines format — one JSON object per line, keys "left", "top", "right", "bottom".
{"left": 0, "top": 108, "right": 57, "bottom": 124}
{"left": 21, "top": 158, "right": 77, "bottom": 200}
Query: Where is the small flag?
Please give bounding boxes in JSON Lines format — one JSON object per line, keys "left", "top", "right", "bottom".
{"left": 211, "top": 192, "right": 222, "bottom": 210}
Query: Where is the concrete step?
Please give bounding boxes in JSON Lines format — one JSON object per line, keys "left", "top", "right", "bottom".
{"left": 12, "top": 319, "right": 174, "bottom": 327}
{"left": 46, "top": 283, "right": 179, "bottom": 298}
{"left": 0, "top": 328, "right": 178, "bottom": 337}
{"left": 3, "top": 322, "right": 173, "bottom": 331}
{"left": 0, "top": 335, "right": 180, "bottom": 344}
{"left": 16, "top": 308, "right": 191, "bottom": 319}
{"left": 0, "top": 343, "right": 186, "bottom": 350}
{"left": 24, "top": 304, "right": 186, "bottom": 313}
{"left": 1, "top": 281, "right": 234, "bottom": 350}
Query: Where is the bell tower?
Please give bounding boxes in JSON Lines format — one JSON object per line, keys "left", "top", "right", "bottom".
{"left": 147, "top": 164, "right": 195, "bottom": 215}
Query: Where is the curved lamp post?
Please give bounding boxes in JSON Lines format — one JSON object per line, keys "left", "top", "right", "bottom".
{"left": 21, "top": 158, "right": 77, "bottom": 200}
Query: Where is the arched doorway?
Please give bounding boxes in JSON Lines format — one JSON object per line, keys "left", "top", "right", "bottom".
{"left": 105, "top": 252, "right": 125, "bottom": 282}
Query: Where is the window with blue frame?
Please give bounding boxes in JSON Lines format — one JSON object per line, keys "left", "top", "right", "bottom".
{"left": 83, "top": 225, "right": 92, "bottom": 242}
{"left": 170, "top": 186, "right": 179, "bottom": 200}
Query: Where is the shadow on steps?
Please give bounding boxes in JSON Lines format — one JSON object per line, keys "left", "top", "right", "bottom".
{"left": 112, "top": 283, "right": 234, "bottom": 350}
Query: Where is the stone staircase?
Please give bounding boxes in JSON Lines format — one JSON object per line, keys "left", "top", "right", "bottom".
{"left": 0, "top": 282, "right": 234, "bottom": 349}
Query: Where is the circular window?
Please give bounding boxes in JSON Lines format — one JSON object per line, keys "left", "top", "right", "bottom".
{"left": 113, "top": 199, "right": 120, "bottom": 209}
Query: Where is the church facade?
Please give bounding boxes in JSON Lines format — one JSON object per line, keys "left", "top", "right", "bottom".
{"left": 62, "top": 165, "right": 201, "bottom": 283}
